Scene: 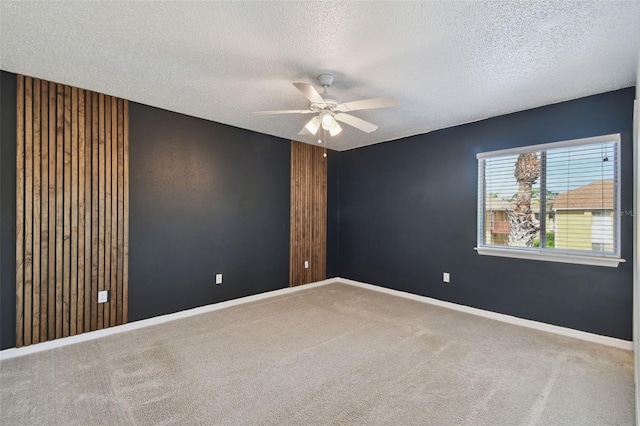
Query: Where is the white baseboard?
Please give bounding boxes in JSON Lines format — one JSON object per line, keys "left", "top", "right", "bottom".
{"left": 337, "top": 277, "right": 633, "bottom": 351}
{"left": 1, "top": 276, "right": 631, "bottom": 360}
{"left": 0, "top": 278, "right": 336, "bottom": 361}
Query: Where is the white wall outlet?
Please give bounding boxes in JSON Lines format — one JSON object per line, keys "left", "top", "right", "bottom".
{"left": 304, "top": 260, "right": 309, "bottom": 269}
{"left": 216, "top": 274, "right": 223, "bottom": 285}
{"left": 98, "top": 290, "right": 109, "bottom": 303}
{"left": 443, "top": 272, "right": 450, "bottom": 283}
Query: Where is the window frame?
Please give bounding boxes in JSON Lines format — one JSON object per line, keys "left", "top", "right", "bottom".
{"left": 476, "top": 133, "right": 625, "bottom": 268}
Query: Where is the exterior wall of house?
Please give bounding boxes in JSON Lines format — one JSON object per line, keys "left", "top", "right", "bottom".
{"left": 555, "top": 210, "right": 592, "bottom": 250}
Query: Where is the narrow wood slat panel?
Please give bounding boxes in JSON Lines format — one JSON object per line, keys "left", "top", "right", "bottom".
{"left": 122, "top": 99, "right": 129, "bottom": 323}
{"left": 289, "top": 141, "right": 327, "bottom": 287}
{"left": 97, "top": 93, "right": 105, "bottom": 330}
{"left": 16, "top": 75, "right": 130, "bottom": 346}
{"left": 62, "top": 85, "right": 71, "bottom": 338}
{"left": 55, "top": 84, "right": 64, "bottom": 339}
{"left": 70, "top": 87, "right": 79, "bottom": 336}
{"left": 40, "top": 81, "right": 49, "bottom": 342}
{"left": 91, "top": 91, "right": 99, "bottom": 332}
{"left": 16, "top": 75, "right": 25, "bottom": 347}
{"left": 116, "top": 99, "right": 124, "bottom": 325}
{"left": 84, "top": 91, "right": 92, "bottom": 332}
{"left": 77, "top": 89, "right": 85, "bottom": 334}
{"left": 24, "top": 76, "right": 33, "bottom": 346}
{"left": 104, "top": 96, "right": 112, "bottom": 328}
{"left": 32, "top": 79, "right": 41, "bottom": 343}
{"left": 48, "top": 82, "right": 56, "bottom": 340}
{"left": 110, "top": 96, "right": 118, "bottom": 327}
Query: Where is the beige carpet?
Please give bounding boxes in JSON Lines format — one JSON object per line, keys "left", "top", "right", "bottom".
{"left": 0, "top": 282, "right": 634, "bottom": 425}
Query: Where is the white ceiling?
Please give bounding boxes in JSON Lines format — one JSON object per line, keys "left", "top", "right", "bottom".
{"left": 1, "top": 1, "right": 639, "bottom": 151}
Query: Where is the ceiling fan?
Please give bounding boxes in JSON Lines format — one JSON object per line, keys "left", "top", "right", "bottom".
{"left": 252, "top": 74, "right": 399, "bottom": 137}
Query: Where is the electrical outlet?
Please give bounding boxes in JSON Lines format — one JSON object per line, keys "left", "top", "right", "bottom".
{"left": 304, "top": 260, "right": 309, "bottom": 269}
{"left": 98, "top": 290, "right": 109, "bottom": 303}
{"left": 443, "top": 272, "right": 450, "bottom": 283}
{"left": 216, "top": 274, "right": 223, "bottom": 284}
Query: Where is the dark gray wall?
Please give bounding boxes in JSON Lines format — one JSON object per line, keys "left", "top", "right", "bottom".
{"left": 128, "top": 103, "right": 293, "bottom": 322}
{"left": 1, "top": 72, "right": 17, "bottom": 349}
{"left": 338, "top": 87, "right": 635, "bottom": 340}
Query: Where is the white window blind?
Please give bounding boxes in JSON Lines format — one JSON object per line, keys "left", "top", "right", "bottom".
{"left": 476, "top": 134, "right": 623, "bottom": 267}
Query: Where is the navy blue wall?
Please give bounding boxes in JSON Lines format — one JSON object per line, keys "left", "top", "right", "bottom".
{"left": 338, "top": 88, "right": 635, "bottom": 340}
{"left": 127, "top": 103, "right": 293, "bottom": 322}
{"left": 1, "top": 72, "right": 17, "bottom": 350}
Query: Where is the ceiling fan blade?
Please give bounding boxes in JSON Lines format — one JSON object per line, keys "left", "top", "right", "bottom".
{"left": 329, "top": 121, "right": 342, "bottom": 137}
{"left": 334, "top": 113, "right": 378, "bottom": 133}
{"left": 252, "top": 109, "right": 314, "bottom": 115}
{"left": 298, "top": 116, "right": 321, "bottom": 135}
{"left": 293, "top": 82, "right": 326, "bottom": 106}
{"left": 337, "top": 97, "right": 399, "bottom": 112}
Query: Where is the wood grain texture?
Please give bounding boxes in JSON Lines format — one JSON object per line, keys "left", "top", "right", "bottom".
{"left": 16, "top": 75, "right": 25, "bottom": 347}
{"left": 63, "top": 85, "right": 71, "bottom": 338}
{"left": 289, "top": 141, "right": 327, "bottom": 287}
{"left": 24, "top": 76, "right": 33, "bottom": 345}
{"left": 110, "top": 97, "right": 118, "bottom": 327}
{"left": 40, "top": 80, "right": 49, "bottom": 342}
{"left": 84, "top": 91, "right": 92, "bottom": 332}
{"left": 104, "top": 96, "right": 111, "bottom": 328}
{"left": 97, "top": 93, "right": 105, "bottom": 330}
{"left": 15, "top": 75, "right": 130, "bottom": 346}
{"left": 32, "top": 78, "right": 41, "bottom": 343}
{"left": 77, "top": 89, "right": 85, "bottom": 334}
{"left": 91, "top": 91, "right": 98, "bottom": 332}
{"left": 48, "top": 82, "right": 56, "bottom": 340}
{"left": 55, "top": 83, "right": 64, "bottom": 339}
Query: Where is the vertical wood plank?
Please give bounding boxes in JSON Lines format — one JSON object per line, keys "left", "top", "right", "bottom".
{"left": 104, "top": 96, "right": 112, "bottom": 328}
{"left": 91, "top": 91, "right": 99, "bottom": 332}
{"left": 16, "top": 75, "right": 25, "bottom": 347}
{"left": 77, "top": 89, "right": 85, "bottom": 334}
{"left": 32, "top": 79, "right": 41, "bottom": 343}
{"left": 97, "top": 93, "right": 105, "bottom": 330}
{"left": 122, "top": 99, "right": 129, "bottom": 323}
{"left": 116, "top": 99, "right": 124, "bottom": 325}
{"left": 62, "top": 85, "right": 71, "bottom": 338}
{"left": 48, "top": 82, "right": 56, "bottom": 340}
{"left": 70, "top": 87, "right": 79, "bottom": 336}
{"left": 110, "top": 96, "right": 118, "bottom": 327}
{"left": 24, "top": 76, "right": 33, "bottom": 346}
{"left": 40, "top": 81, "right": 49, "bottom": 342}
{"left": 84, "top": 91, "right": 92, "bottom": 332}
{"left": 55, "top": 83, "right": 64, "bottom": 339}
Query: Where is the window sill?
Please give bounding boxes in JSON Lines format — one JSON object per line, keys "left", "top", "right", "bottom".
{"left": 475, "top": 246, "right": 625, "bottom": 268}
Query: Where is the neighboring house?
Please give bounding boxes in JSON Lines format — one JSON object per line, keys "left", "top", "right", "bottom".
{"left": 552, "top": 180, "right": 614, "bottom": 252}
{"left": 484, "top": 197, "right": 513, "bottom": 245}
{"left": 484, "top": 196, "right": 554, "bottom": 246}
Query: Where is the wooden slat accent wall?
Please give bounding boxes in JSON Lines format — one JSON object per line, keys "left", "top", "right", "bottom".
{"left": 289, "top": 141, "right": 327, "bottom": 287}
{"left": 15, "top": 75, "right": 129, "bottom": 347}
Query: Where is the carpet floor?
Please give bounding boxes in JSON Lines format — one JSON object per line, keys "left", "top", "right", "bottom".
{"left": 0, "top": 282, "right": 634, "bottom": 425}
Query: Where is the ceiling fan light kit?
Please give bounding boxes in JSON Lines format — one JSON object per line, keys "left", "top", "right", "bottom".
{"left": 252, "top": 74, "right": 399, "bottom": 142}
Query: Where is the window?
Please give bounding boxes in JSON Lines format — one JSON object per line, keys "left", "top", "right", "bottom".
{"left": 476, "top": 134, "right": 624, "bottom": 267}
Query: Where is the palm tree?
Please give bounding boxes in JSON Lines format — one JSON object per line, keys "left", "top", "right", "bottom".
{"left": 508, "top": 152, "right": 540, "bottom": 246}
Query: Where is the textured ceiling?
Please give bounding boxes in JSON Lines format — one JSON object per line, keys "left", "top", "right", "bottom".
{"left": 1, "top": 1, "right": 639, "bottom": 151}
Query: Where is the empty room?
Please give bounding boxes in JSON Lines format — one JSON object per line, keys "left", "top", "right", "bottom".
{"left": 1, "top": 1, "right": 639, "bottom": 425}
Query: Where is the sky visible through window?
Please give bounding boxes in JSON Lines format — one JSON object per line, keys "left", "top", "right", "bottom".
{"left": 484, "top": 142, "right": 615, "bottom": 199}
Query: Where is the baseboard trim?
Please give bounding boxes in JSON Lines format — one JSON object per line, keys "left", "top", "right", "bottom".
{"left": 1, "top": 276, "right": 631, "bottom": 359}
{"left": 0, "top": 278, "right": 337, "bottom": 360}
{"left": 336, "top": 277, "right": 633, "bottom": 351}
